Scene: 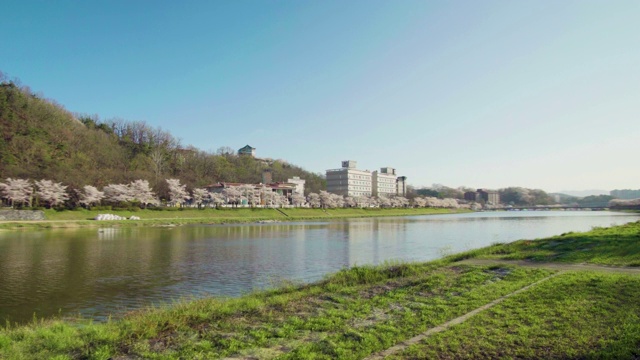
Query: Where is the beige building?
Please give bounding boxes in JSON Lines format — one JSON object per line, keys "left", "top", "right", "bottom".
{"left": 326, "top": 160, "right": 372, "bottom": 197}
{"left": 372, "top": 167, "right": 397, "bottom": 197}
{"left": 287, "top": 176, "right": 306, "bottom": 195}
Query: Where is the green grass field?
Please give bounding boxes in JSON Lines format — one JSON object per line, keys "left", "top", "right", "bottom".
{"left": 0, "top": 207, "right": 461, "bottom": 230}
{"left": 388, "top": 271, "right": 640, "bottom": 359}
{"left": 1, "top": 220, "right": 639, "bottom": 359}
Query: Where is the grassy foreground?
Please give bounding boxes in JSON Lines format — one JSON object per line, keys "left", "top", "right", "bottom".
{"left": 0, "top": 207, "right": 462, "bottom": 230}
{"left": 1, "top": 221, "right": 639, "bottom": 359}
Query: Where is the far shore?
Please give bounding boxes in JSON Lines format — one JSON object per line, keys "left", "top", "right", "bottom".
{"left": 0, "top": 207, "right": 468, "bottom": 230}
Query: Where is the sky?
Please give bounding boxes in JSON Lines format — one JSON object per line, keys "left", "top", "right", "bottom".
{"left": 2, "top": 0, "right": 639, "bottom": 193}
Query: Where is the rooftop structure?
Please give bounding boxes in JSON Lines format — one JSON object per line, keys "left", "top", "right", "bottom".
{"left": 238, "top": 145, "right": 256, "bottom": 157}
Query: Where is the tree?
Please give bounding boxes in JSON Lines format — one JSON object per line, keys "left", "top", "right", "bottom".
{"left": 191, "top": 188, "right": 209, "bottom": 208}
{"left": 292, "top": 193, "right": 306, "bottom": 207}
{"left": 237, "top": 184, "right": 257, "bottom": 207}
{"left": 78, "top": 185, "right": 104, "bottom": 209}
{"left": 150, "top": 148, "right": 167, "bottom": 181}
{"left": 166, "top": 178, "right": 188, "bottom": 206}
{"left": 222, "top": 186, "right": 242, "bottom": 206}
{"left": 378, "top": 196, "right": 392, "bottom": 208}
{"left": 331, "top": 193, "right": 345, "bottom": 208}
{"left": 307, "top": 193, "right": 321, "bottom": 208}
{"left": 210, "top": 192, "right": 225, "bottom": 208}
{"left": 35, "top": 179, "right": 69, "bottom": 208}
{"left": 262, "top": 190, "right": 278, "bottom": 207}
{"left": 103, "top": 183, "right": 133, "bottom": 203}
{"left": 344, "top": 196, "right": 357, "bottom": 208}
{"left": 129, "top": 179, "right": 158, "bottom": 207}
{"left": 274, "top": 193, "right": 289, "bottom": 207}
{"left": 319, "top": 191, "right": 336, "bottom": 208}
{"left": 392, "top": 196, "right": 409, "bottom": 208}
{"left": 0, "top": 178, "right": 33, "bottom": 208}
{"left": 412, "top": 197, "right": 426, "bottom": 208}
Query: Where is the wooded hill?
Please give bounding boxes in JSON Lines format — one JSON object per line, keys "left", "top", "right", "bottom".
{"left": 0, "top": 76, "right": 325, "bottom": 201}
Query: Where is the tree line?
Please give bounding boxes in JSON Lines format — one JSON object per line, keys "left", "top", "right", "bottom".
{"left": 0, "top": 177, "right": 465, "bottom": 210}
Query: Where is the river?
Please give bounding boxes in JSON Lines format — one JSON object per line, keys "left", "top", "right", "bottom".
{"left": 0, "top": 210, "right": 637, "bottom": 323}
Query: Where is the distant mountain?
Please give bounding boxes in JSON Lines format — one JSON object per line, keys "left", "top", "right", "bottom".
{"left": 557, "top": 190, "right": 609, "bottom": 198}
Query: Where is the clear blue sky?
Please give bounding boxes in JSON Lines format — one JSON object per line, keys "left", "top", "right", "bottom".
{"left": 2, "top": 0, "right": 639, "bottom": 192}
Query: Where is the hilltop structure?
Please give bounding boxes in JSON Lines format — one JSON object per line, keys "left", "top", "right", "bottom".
{"left": 326, "top": 161, "right": 407, "bottom": 197}
{"left": 238, "top": 145, "right": 256, "bottom": 157}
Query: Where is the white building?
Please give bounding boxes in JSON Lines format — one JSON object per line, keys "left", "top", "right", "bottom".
{"left": 287, "top": 176, "right": 306, "bottom": 195}
{"left": 372, "top": 167, "right": 397, "bottom": 197}
{"left": 326, "top": 160, "right": 372, "bottom": 197}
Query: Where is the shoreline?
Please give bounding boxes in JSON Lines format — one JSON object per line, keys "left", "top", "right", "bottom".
{"left": 1, "top": 221, "right": 639, "bottom": 359}
{"left": 0, "top": 207, "right": 468, "bottom": 230}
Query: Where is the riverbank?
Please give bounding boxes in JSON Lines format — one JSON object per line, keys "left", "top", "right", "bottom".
{"left": 1, "top": 221, "right": 639, "bottom": 359}
{"left": 0, "top": 207, "right": 464, "bottom": 230}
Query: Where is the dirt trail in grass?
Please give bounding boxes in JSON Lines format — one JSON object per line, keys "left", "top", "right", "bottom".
{"left": 364, "top": 272, "right": 564, "bottom": 360}
{"left": 456, "top": 259, "right": 640, "bottom": 274}
{"left": 365, "top": 260, "right": 640, "bottom": 360}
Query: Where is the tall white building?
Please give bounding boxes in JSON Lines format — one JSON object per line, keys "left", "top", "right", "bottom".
{"left": 326, "top": 160, "right": 372, "bottom": 197}
{"left": 372, "top": 167, "right": 397, "bottom": 197}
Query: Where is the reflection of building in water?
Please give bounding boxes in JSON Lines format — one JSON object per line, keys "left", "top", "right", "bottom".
{"left": 97, "top": 228, "right": 121, "bottom": 241}
{"left": 334, "top": 219, "right": 410, "bottom": 266}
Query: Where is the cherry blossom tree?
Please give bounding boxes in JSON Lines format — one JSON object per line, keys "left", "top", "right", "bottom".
{"left": 393, "top": 196, "right": 409, "bottom": 208}
{"left": 0, "top": 178, "right": 33, "bottom": 208}
{"left": 262, "top": 190, "right": 278, "bottom": 207}
{"left": 210, "top": 192, "right": 226, "bottom": 208}
{"left": 35, "top": 179, "right": 69, "bottom": 208}
{"left": 378, "top": 196, "right": 392, "bottom": 208}
{"left": 344, "top": 196, "right": 357, "bottom": 208}
{"left": 610, "top": 198, "right": 640, "bottom": 207}
{"left": 237, "top": 184, "right": 257, "bottom": 207}
{"left": 441, "top": 198, "right": 459, "bottom": 208}
{"left": 191, "top": 188, "right": 210, "bottom": 208}
{"left": 274, "top": 193, "right": 290, "bottom": 207}
{"left": 129, "top": 179, "right": 158, "bottom": 207}
{"left": 331, "top": 193, "right": 345, "bottom": 208}
{"left": 103, "top": 183, "right": 133, "bottom": 203}
{"left": 222, "top": 186, "right": 242, "bottom": 206}
{"left": 412, "top": 197, "right": 426, "bottom": 208}
{"left": 291, "top": 193, "right": 306, "bottom": 207}
{"left": 78, "top": 185, "right": 104, "bottom": 209}
{"left": 319, "top": 191, "right": 335, "bottom": 208}
{"left": 307, "top": 193, "right": 321, "bottom": 208}
{"left": 166, "top": 178, "right": 189, "bottom": 206}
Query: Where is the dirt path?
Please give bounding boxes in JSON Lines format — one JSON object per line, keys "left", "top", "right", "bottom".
{"left": 364, "top": 272, "right": 563, "bottom": 360}
{"left": 456, "top": 258, "right": 640, "bottom": 274}
{"left": 364, "top": 259, "right": 640, "bottom": 359}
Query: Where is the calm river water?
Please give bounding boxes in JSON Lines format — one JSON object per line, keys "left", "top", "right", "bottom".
{"left": 0, "top": 211, "right": 638, "bottom": 323}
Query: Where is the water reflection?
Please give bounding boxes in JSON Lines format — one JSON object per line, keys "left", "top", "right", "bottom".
{"left": 0, "top": 211, "right": 638, "bottom": 323}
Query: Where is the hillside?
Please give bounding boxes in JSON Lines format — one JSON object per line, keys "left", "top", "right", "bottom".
{"left": 0, "top": 76, "right": 325, "bottom": 199}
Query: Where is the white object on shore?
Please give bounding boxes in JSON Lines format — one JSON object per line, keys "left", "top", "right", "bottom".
{"left": 94, "top": 214, "right": 126, "bottom": 221}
